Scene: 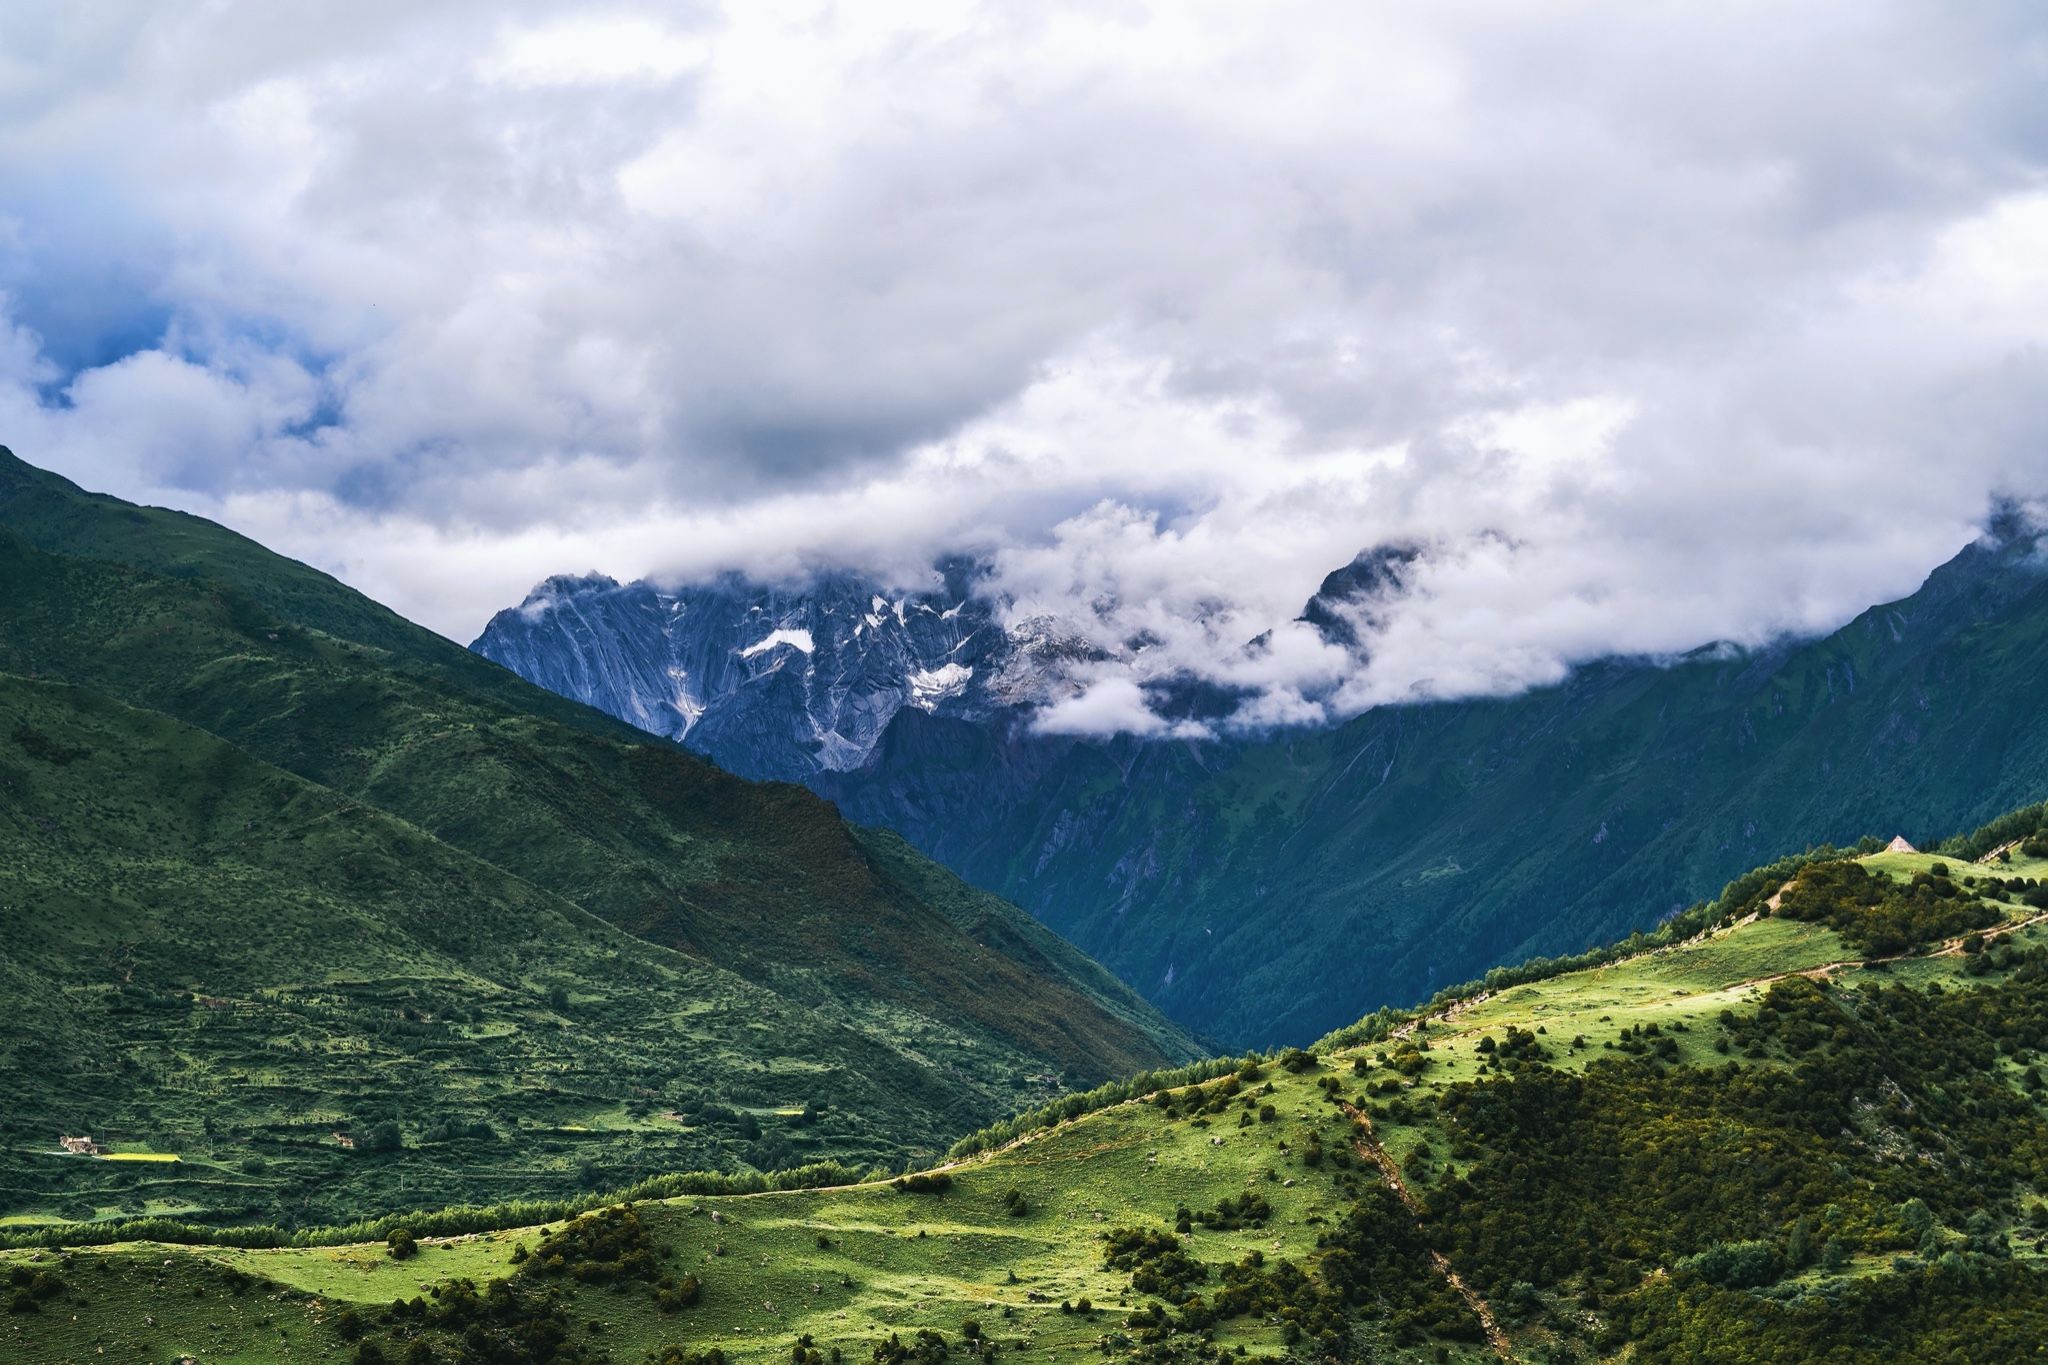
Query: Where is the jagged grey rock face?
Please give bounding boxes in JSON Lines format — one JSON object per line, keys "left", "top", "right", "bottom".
{"left": 470, "top": 545, "right": 1415, "bottom": 783}
{"left": 472, "top": 560, "right": 1099, "bottom": 781}
{"left": 1297, "top": 544, "right": 1422, "bottom": 649}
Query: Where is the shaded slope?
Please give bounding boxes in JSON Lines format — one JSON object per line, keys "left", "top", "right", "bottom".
{"left": 0, "top": 447, "right": 1195, "bottom": 1081}
{"left": 0, "top": 675, "right": 1019, "bottom": 1225}
{"left": 0, "top": 447, "right": 1200, "bottom": 1225}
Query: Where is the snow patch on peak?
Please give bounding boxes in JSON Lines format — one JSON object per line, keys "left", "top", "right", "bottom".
{"left": 908, "top": 662, "right": 974, "bottom": 711}
{"left": 740, "top": 627, "right": 815, "bottom": 658}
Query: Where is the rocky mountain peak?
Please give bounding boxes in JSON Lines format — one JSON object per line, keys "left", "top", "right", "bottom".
{"left": 1298, "top": 543, "right": 1423, "bottom": 648}
{"left": 474, "top": 544, "right": 1429, "bottom": 781}
{"left": 474, "top": 558, "right": 1103, "bottom": 780}
{"left": 517, "top": 571, "right": 625, "bottom": 612}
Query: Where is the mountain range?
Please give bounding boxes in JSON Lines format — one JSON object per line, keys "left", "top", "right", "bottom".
{"left": 473, "top": 558, "right": 1100, "bottom": 781}
{"left": 477, "top": 513, "right": 2048, "bottom": 1046}
{"left": 8, "top": 442, "right": 2048, "bottom": 1362}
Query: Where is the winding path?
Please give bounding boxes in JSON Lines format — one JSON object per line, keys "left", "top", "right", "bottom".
{"left": 1338, "top": 1100, "right": 1516, "bottom": 1361}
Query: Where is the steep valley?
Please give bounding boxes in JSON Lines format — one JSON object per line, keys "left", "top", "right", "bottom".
{"left": 477, "top": 518, "right": 2048, "bottom": 1047}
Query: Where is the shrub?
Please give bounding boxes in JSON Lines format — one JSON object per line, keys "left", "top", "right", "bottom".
{"left": 1675, "top": 1239, "right": 1782, "bottom": 1289}
{"left": 1775, "top": 859, "right": 1998, "bottom": 956}
{"left": 655, "top": 1273, "right": 702, "bottom": 1312}
{"left": 522, "top": 1205, "right": 657, "bottom": 1285}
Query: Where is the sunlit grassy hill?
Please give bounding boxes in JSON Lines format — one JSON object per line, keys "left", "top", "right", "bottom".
{"left": 14, "top": 830, "right": 2048, "bottom": 1362}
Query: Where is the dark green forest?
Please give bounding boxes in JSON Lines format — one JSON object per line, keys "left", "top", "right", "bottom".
{"left": 0, "top": 447, "right": 1198, "bottom": 1229}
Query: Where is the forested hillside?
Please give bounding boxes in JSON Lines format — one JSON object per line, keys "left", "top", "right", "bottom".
{"left": 0, "top": 448, "right": 1199, "bottom": 1229}
{"left": 13, "top": 821, "right": 2048, "bottom": 1362}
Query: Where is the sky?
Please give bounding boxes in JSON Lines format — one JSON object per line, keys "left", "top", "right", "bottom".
{"left": 3, "top": 1, "right": 2046, "bottom": 734}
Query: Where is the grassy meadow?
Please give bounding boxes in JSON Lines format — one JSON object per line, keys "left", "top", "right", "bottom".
{"left": 13, "top": 842, "right": 2048, "bottom": 1362}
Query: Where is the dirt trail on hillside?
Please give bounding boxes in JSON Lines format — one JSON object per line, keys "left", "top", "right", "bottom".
{"left": 1384, "top": 898, "right": 2048, "bottom": 1050}
{"left": 1339, "top": 1100, "right": 1516, "bottom": 1361}
{"left": 1385, "top": 904, "right": 1783, "bottom": 1044}
{"left": 1712, "top": 909, "right": 2048, "bottom": 996}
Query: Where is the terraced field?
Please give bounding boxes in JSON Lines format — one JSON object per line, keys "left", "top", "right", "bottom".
{"left": 2, "top": 1054, "right": 1394, "bottom": 1364}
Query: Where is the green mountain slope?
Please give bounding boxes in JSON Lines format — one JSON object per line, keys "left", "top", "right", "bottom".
{"left": 0, "top": 447, "right": 1200, "bottom": 1228}
{"left": 14, "top": 832, "right": 2048, "bottom": 1362}
{"left": 1, "top": 675, "right": 1020, "bottom": 1224}
{"left": 0, "top": 444, "right": 621, "bottom": 738}
{"left": 822, "top": 516, "right": 2048, "bottom": 1046}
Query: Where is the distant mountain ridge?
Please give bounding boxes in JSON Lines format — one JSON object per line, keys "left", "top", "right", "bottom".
{"left": 820, "top": 518, "right": 2048, "bottom": 1046}
{"left": 477, "top": 511, "right": 2048, "bottom": 1048}
{"left": 470, "top": 543, "right": 1426, "bottom": 780}
{"left": 474, "top": 556, "right": 1111, "bottom": 781}
{"left": 470, "top": 538, "right": 1454, "bottom": 783}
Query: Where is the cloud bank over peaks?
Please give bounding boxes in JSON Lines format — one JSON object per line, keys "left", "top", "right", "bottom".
{"left": 0, "top": 1, "right": 2042, "bottom": 736}
{"left": 988, "top": 484, "right": 2036, "bottom": 740}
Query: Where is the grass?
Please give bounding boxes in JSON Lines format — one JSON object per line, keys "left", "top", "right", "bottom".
{"left": 18, "top": 867, "right": 2048, "bottom": 1363}
{"left": 2, "top": 1053, "right": 1462, "bottom": 1364}
{"left": 1339, "top": 851, "right": 2048, "bottom": 1118}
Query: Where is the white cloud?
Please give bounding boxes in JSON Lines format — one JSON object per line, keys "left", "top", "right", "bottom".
{"left": 480, "top": 16, "right": 710, "bottom": 87}
{"left": 1034, "top": 677, "right": 1209, "bottom": 740}
{"left": 0, "top": 1, "right": 2044, "bottom": 736}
